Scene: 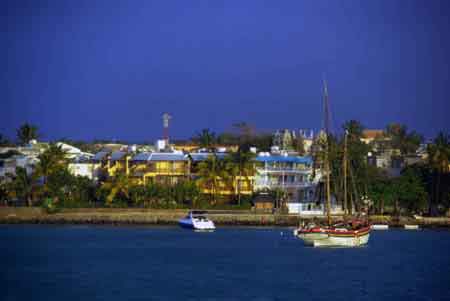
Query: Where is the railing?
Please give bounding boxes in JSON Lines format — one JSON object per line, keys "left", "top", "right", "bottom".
{"left": 257, "top": 167, "right": 310, "bottom": 173}
{"left": 287, "top": 203, "right": 344, "bottom": 215}
{"left": 254, "top": 181, "right": 312, "bottom": 189}
{"left": 146, "top": 167, "right": 188, "bottom": 174}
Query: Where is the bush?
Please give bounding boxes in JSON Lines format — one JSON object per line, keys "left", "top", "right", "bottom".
{"left": 41, "top": 197, "right": 60, "bottom": 214}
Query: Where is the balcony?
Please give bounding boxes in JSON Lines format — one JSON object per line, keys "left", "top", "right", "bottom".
{"left": 147, "top": 166, "right": 188, "bottom": 175}
{"left": 254, "top": 180, "right": 312, "bottom": 189}
{"left": 256, "top": 167, "right": 310, "bottom": 174}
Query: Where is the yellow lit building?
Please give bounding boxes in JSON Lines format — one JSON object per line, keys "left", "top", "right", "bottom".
{"left": 130, "top": 152, "right": 190, "bottom": 185}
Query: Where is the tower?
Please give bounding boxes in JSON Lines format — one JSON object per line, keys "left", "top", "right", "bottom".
{"left": 162, "top": 113, "right": 171, "bottom": 144}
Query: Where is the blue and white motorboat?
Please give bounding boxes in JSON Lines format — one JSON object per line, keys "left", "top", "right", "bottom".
{"left": 179, "top": 210, "right": 215, "bottom": 231}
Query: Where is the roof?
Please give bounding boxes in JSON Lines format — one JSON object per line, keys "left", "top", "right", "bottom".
{"left": 132, "top": 152, "right": 152, "bottom": 161}
{"left": 150, "top": 153, "right": 187, "bottom": 161}
{"left": 110, "top": 151, "right": 126, "bottom": 161}
{"left": 362, "top": 130, "right": 384, "bottom": 139}
{"left": 92, "top": 151, "right": 109, "bottom": 161}
{"left": 255, "top": 155, "right": 312, "bottom": 164}
{"left": 189, "top": 152, "right": 227, "bottom": 162}
{"left": 131, "top": 152, "right": 187, "bottom": 162}
{"left": 252, "top": 194, "right": 275, "bottom": 203}
{"left": 55, "top": 142, "right": 82, "bottom": 154}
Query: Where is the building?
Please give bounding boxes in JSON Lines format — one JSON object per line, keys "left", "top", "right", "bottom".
{"left": 68, "top": 156, "right": 101, "bottom": 181}
{"left": 253, "top": 153, "right": 315, "bottom": 212}
{"left": 252, "top": 193, "right": 275, "bottom": 212}
{"left": 361, "top": 129, "right": 384, "bottom": 145}
{"left": 130, "top": 152, "right": 190, "bottom": 185}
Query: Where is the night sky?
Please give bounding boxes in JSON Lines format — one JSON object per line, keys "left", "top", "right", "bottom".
{"left": 2, "top": 0, "right": 450, "bottom": 142}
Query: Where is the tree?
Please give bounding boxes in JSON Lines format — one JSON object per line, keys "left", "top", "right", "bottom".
{"left": 71, "top": 176, "right": 96, "bottom": 206}
{"left": 180, "top": 180, "right": 201, "bottom": 208}
{"left": 395, "top": 167, "right": 428, "bottom": 214}
{"left": 224, "top": 155, "right": 239, "bottom": 201}
{"left": 129, "top": 185, "right": 147, "bottom": 207}
{"left": 293, "top": 135, "right": 306, "bottom": 156}
{"left": 11, "top": 167, "right": 35, "bottom": 206}
{"left": 216, "top": 132, "right": 239, "bottom": 146}
{"left": 99, "top": 174, "right": 130, "bottom": 206}
{"left": 0, "top": 181, "right": 9, "bottom": 205}
{"left": 229, "top": 146, "right": 255, "bottom": 205}
{"left": 427, "top": 132, "right": 450, "bottom": 214}
{"left": 250, "top": 133, "right": 272, "bottom": 152}
{"left": 342, "top": 120, "right": 372, "bottom": 211}
{"left": 35, "top": 144, "right": 68, "bottom": 195}
{"left": 232, "top": 122, "right": 255, "bottom": 147}
{"left": 17, "top": 123, "right": 39, "bottom": 145}
{"left": 45, "top": 167, "right": 75, "bottom": 206}
{"left": 385, "top": 123, "right": 422, "bottom": 156}
{"left": 196, "top": 154, "right": 229, "bottom": 204}
{"left": 367, "top": 174, "right": 396, "bottom": 215}
{"left": 194, "top": 128, "right": 216, "bottom": 150}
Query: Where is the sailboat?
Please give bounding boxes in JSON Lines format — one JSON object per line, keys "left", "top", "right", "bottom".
{"left": 294, "top": 80, "right": 371, "bottom": 247}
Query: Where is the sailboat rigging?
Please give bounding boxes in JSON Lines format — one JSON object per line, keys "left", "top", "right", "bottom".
{"left": 294, "top": 80, "right": 371, "bottom": 247}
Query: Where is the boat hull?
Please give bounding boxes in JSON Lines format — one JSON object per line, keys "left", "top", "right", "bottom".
{"left": 313, "top": 232, "right": 370, "bottom": 247}
{"left": 296, "top": 232, "right": 329, "bottom": 246}
{"left": 178, "top": 218, "right": 215, "bottom": 231}
{"left": 295, "top": 228, "right": 330, "bottom": 246}
{"left": 296, "top": 225, "right": 371, "bottom": 247}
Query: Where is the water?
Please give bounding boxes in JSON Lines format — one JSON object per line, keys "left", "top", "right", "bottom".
{"left": 1, "top": 226, "right": 450, "bottom": 301}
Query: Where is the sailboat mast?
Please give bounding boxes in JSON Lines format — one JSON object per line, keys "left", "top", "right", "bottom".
{"left": 323, "top": 79, "right": 332, "bottom": 226}
{"left": 343, "top": 130, "right": 348, "bottom": 216}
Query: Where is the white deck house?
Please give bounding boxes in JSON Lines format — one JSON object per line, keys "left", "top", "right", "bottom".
{"left": 254, "top": 153, "right": 314, "bottom": 214}
{"left": 254, "top": 153, "right": 343, "bottom": 215}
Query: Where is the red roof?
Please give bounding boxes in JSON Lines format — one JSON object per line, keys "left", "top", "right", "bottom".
{"left": 362, "top": 130, "right": 384, "bottom": 139}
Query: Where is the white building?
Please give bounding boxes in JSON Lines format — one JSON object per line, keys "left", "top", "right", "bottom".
{"left": 253, "top": 152, "right": 343, "bottom": 216}
{"left": 68, "top": 160, "right": 101, "bottom": 181}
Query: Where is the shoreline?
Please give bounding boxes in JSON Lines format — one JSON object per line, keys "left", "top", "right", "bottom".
{"left": 1, "top": 207, "right": 450, "bottom": 228}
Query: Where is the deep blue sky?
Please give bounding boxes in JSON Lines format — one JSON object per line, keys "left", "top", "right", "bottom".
{"left": 2, "top": 0, "right": 450, "bottom": 142}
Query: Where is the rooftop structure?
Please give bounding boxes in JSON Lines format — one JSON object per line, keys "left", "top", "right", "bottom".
{"left": 361, "top": 129, "right": 384, "bottom": 144}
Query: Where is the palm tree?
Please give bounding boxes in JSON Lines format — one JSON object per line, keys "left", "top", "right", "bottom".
{"left": 100, "top": 173, "right": 130, "bottom": 205}
{"left": 230, "top": 147, "right": 255, "bottom": 205}
{"left": 35, "top": 144, "right": 68, "bottom": 195}
{"left": 195, "top": 128, "right": 216, "bottom": 150}
{"left": 196, "top": 154, "right": 228, "bottom": 204}
{"left": 385, "top": 123, "right": 422, "bottom": 156}
{"left": 293, "top": 135, "right": 306, "bottom": 156}
{"left": 224, "top": 155, "right": 239, "bottom": 200}
{"left": 146, "top": 182, "right": 162, "bottom": 207}
{"left": 427, "top": 132, "right": 450, "bottom": 214}
{"left": 17, "top": 123, "right": 39, "bottom": 145}
{"left": 11, "top": 167, "right": 35, "bottom": 206}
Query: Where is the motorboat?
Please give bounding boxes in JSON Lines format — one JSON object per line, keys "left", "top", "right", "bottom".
{"left": 179, "top": 210, "right": 215, "bottom": 231}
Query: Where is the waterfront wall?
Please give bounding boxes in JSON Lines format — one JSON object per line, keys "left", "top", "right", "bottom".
{"left": 1, "top": 207, "right": 450, "bottom": 227}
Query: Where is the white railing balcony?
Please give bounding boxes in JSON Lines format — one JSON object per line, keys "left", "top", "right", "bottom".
{"left": 257, "top": 167, "right": 310, "bottom": 174}
{"left": 254, "top": 181, "right": 312, "bottom": 189}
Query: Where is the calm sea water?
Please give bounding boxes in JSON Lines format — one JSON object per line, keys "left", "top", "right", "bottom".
{"left": 1, "top": 225, "right": 450, "bottom": 301}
